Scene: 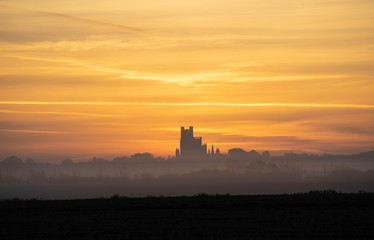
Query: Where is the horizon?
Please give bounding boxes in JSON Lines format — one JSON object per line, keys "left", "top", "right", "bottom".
{"left": 1, "top": 124, "right": 374, "bottom": 163}
{"left": 2, "top": 125, "right": 374, "bottom": 163}
{"left": 1, "top": 0, "right": 374, "bottom": 161}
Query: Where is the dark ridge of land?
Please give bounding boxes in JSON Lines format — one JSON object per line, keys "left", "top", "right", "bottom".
{"left": 1, "top": 192, "right": 374, "bottom": 239}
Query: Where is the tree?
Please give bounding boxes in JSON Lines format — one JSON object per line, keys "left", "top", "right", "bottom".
{"left": 2, "top": 156, "right": 23, "bottom": 165}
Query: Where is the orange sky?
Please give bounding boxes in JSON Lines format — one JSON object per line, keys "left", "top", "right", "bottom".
{"left": 0, "top": 0, "right": 374, "bottom": 161}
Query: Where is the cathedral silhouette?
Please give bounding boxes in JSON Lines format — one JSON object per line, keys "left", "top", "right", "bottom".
{"left": 176, "top": 126, "right": 218, "bottom": 159}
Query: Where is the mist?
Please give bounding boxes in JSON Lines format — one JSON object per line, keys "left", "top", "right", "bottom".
{"left": 1, "top": 150, "right": 373, "bottom": 199}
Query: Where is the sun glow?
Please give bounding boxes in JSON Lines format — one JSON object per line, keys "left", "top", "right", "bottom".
{"left": 1, "top": 0, "right": 374, "bottom": 160}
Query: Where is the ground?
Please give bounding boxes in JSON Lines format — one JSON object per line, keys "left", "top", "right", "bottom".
{"left": 1, "top": 192, "right": 373, "bottom": 239}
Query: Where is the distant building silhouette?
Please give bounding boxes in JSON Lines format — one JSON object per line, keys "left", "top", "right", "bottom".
{"left": 228, "top": 148, "right": 261, "bottom": 160}
{"left": 216, "top": 148, "right": 220, "bottom": 155}
{"left": 176, "top": 126, "right": 208, "bottom": 158}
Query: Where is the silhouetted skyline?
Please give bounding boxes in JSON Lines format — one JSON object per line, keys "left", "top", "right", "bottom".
{"left": 1, "top": 125, "right": 374, "bottom": 199}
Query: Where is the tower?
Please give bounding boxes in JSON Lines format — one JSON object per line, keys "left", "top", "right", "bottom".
{"left": 178, "top": 126, "right": 207, "bottom": 158}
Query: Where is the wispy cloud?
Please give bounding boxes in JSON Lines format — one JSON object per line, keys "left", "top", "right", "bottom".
{"left": 0, "top": 54, "right": 138, "bottom": 76}
{"left": 111, "top": 139, "right": 175, "bottom": 143}
{"left": 0, "top": 101, "right": 373, "bottom": 109}
{"left": 1, "top": 4, "right": 153, "bottom": 37}
{"left": 0, "top": 109, "right": 127, "bottom": 117}
{"left": 120, "top": 72, "right": 237, "bottom": 84}
{"left": 292, "top": 0, "right": 303, "bottom": 8}
{"left": 121, "top": 70, "right": 351, "bottom": 85}
{"left": 230, "top": 74, "right": 350, "bottom": 83}
{"left": 35, "top": 10, "right": 152, "bottom": 36}
{"left": 0, "top": 129, "right": 67, "bottom": 134}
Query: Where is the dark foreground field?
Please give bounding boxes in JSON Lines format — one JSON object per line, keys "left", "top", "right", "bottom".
{"left": 1, "top": 192, "right": 374, "bottom": 239}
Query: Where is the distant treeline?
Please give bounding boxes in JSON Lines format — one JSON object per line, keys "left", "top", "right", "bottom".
{"left": 2, "top": 149, "right": 374, "bottom": 165}
{"left": 1, "top": 150, "right": 373, "bottom": 199}
{"left": 0, "top": 150, "right": 373, "bottom": 180}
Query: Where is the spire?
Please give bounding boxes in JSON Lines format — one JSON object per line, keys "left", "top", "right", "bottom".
{"left": 211, "top": 144, "right": 214, "bottom": 155}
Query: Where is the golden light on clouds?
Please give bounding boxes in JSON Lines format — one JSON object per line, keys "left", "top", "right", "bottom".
{"left": 0, "top": 0, "right": 374, "bottom": 160}
{"left": 1, "top": 101, "right": 374, "bottom": 109}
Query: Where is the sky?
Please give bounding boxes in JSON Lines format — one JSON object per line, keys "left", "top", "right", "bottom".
{"left": 0, "top": 0, "right": 374, "bottom": 161}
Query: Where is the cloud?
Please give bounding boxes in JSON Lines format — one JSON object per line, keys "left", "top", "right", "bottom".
{"left": 213, "top": 134, "right": 317, "bottom": 144}
{"left": 0, "top": 101, "right": 373, "bottom": 109}
{"left": 292, "top": 0, "right": 303, "bottom": 8}
{"left": 0, "top": 54, "right": 138, "bottom": 76}
{"left": 111, "top": 139, "right": 175, "bottom": 143}
{"left": 33, "top": 10, "right": 155, "bottom": 37}
{"left": 0, "top": 109, "right": 127, "bottom": 118}
{"left": 120, "top": 71, "right": 237, "bottom": 84}
{"left": 0, "top": 129, "right": 67, "bottom": 134}
{"left": 1, "top": 4, "right": 152, "bottom": 36}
